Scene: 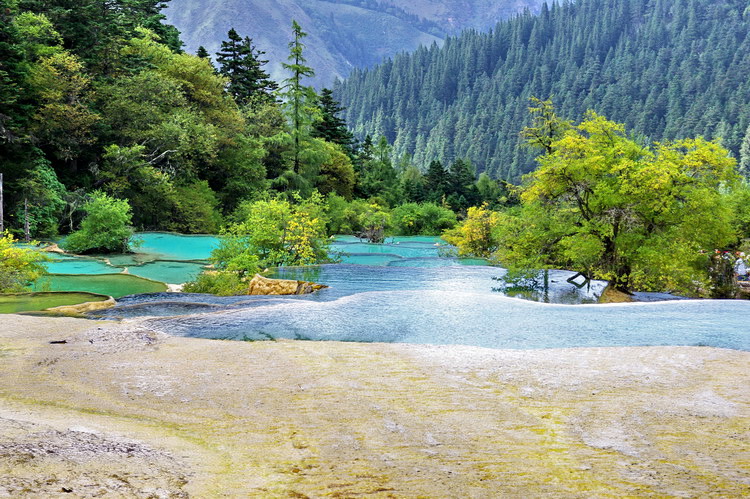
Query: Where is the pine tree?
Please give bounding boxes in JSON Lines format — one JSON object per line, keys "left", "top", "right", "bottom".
{"left": 740, "top": 124, "right": 750, "bottom": 179}
{"left": 196, "top": 45, "right": 210, "bottom": 59}
{"left": 216, "top": 28, "right": 277, "bottom": 107}
{"left": 425, "top": 160, "right": 448, "bottom": 202}
{"left": 312, "top": 88, "right": 353, "bottom": 154}
{"left": 281, "top": 20, "right": 316, "bottom": 174}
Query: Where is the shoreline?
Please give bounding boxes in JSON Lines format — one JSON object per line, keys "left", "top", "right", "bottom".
{"left": 1, "top": 314, "right": 748, "bottom": 497}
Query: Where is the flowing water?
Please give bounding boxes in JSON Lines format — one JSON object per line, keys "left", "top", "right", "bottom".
{"left": 19, "top": 233, "right": 749, "bottom": 351}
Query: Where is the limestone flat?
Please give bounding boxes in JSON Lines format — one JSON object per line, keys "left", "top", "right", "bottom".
{"left": 0, "top": 315, "right": 748, "bottom": 497}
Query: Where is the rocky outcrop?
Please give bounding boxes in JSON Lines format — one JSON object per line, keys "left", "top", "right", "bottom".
{"left": 598, "top": 285, "right": 634, "bottom": 303}
{"left": 46, "top": 296, "right": 116, "bottom": 315}
{"left": 246, "top": 274, "right": 327, "bottom": 296}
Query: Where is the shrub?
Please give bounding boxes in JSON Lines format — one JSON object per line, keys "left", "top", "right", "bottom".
{"left": 62, "top": 192, "right": 138, "bottom": 254}
{"left": 172, "top": 181, "right": 223, "bottom": 234}
{"left": 0, "top": 232, "right": 49, "bottom": 292}
{"left": 391, "top": 202, "right": 457, "bottom": 235}
{"left": 183, "top": 271, "right": 246, "bottom": 296}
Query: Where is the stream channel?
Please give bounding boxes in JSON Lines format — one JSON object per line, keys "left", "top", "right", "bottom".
{"left": 28, "top": 232, "right": 750, "bottom": 351}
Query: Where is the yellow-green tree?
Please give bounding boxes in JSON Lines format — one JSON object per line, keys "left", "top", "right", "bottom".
{"left": 450, "top": 109, "right": 740, "bottom": 294}
{"left": 0, "top": 233, "right": 49, "bottom": 292}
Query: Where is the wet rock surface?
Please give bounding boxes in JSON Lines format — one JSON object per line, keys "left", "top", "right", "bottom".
{"left": 0, "top": 418, "right": 189, "bottom": 498}
{"left": 0, "top": 314, "right": 748, "bottom": 497}
{"left": 246, "top": 273, "right": 328, "bottom": 295}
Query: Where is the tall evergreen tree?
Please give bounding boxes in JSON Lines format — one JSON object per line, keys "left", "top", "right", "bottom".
{"left": 196, "top": 45, "right": 210, "bottom": 59}
{"left": 740, "top": 124, "right": 750, "bottom": 179}
{"left": 215, "top": 28, "right": 277, "bottom": 107}
{"left": 425, "top": 160, "right": 448, "bottom": 202}
{"left": 281, "top": 20, "right": 316, "bottom": 174}
{"left": 312, "top": 88, "right": 353, "bottom": 154}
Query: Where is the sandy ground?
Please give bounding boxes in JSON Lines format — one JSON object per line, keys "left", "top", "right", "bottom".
{"left": 0, "top": 314, "right": 748, "bottom": 498}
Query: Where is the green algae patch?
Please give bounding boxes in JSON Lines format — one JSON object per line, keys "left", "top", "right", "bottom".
{"left": 32, "top": 274, "right": 167, "bottom": 298}
{"left": 0, "top": 292, "right": 111, "bottom": 314}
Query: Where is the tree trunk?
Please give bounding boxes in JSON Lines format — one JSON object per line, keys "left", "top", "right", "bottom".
{"left": 24, "top": 198, "right": 30, "bottom": 243}
{"left": 0, "top": 173, "right": 4, "bottom": 234}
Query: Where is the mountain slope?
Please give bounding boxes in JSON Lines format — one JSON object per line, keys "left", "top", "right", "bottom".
{"left": 165, "top": 0, "right": 544, "bottom": 87}
{"left": 334, "top": 0, "right": 750, "bottom": 180}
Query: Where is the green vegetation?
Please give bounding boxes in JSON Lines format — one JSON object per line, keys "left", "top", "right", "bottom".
{"left": 0, "top": 233, "right": 49, "bottom": 292}
{"left": 3, "top": 0, "right": 749, "bottom": 300}
{"left": 189, "top": 194, "right": 330, "bottom": 294}
{"left": 336, "top": 0, "right": 750, "bottom": 182}
{"left": 1, "top": 3, "right": 490, "bottom": 245}
{"left": 62, "top": 192, "right": 138, "bottom": 254}
{"left": 446, "top": 106, "right": 746, "bottom": 296}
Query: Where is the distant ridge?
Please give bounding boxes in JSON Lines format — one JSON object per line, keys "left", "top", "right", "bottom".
{"left": 165, "top": 0, "right": 544, "bottom": 87}
{"left": 334, "top": 0, "right": 750, "bottom": 180}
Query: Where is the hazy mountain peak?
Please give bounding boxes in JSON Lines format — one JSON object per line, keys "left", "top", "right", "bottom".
{"left": 165, "top": 0, "right": 544, "bottom": 87}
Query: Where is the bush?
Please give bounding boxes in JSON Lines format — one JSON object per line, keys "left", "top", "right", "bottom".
{"left": 0, "top": 232, "right": 49, "bottom": 292}
{"left": 391, "top": 202, "right": 457, "bottom": 235}
{"left": 172, "top": 181, "right": 223, "bottom": 234}
{"left": 183, "top": 271, "right": 246, "bottom": 296}
{"left": 62, "top": 192, "right": 138, "bottom": 254}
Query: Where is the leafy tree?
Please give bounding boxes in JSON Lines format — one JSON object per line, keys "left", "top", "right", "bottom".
{"left": 15, "top": 156, "right": 66, "bottom": 238}
{"left": 63, "top": 191, "right": 138, "bottom": 253}
{"left": 443, "top": 204, "right": 501, "bottom": 258}
{"left": 0, "top": 232, "right": 49, "bottom": 292}
{"left": 215, "top": 28, "right": 277, "bottom": 107}
{"left": 0, "top": 0, "right": 29, "bottom": 148}
{"left": 491, "top": 111, "right": 739, "bottom": 293}
{"left": 215, "top": 193, "right": 329, "bottom": 271}
{"left": 27, "top": 51, "right": 99, "bottom": 171}
{"left": 313, "top": 140, "right": 356, "bottom": 199}
{"left": 356, "top": 202, "right": 391, "bottom": 243}
{"left": 172, "top": 181, "right": 223, "bottom": 234}
{"left": 476, "top": 172, "right": 503, "bottom": 207}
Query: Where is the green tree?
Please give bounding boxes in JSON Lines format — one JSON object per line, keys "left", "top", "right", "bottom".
{"left": 216, "top": 194, "right": 329, "bottom": 271}
{"left": 215, "top": 28, "right": 277, "bottom": 107}
{"left": 27, "top": 51, "right": 99, "bottom": 171}
{"left": 15, "top": 156, "right": 66, "bottom": 238}
{"left": 63, "top": 191, "right": 138, "bottom": 253}
{"left": 425, "top": 160, "right": 448, "bottom": 202}
{"left": 312, "top": 88, "right": 353, "bottom": 153}
{"left": 281, "top": 20, "right": 316, "bottom": 175}
{"left": 443, "top": 204, "right": 500, "bottom": 258}
{"left": 740, "top": 124, "right": 750, "bottom": 179}
{"left": 391, "top": 202, "right": 457, "bottom": 236}
{"left": 492, "top": 111, "right": 739, "bottom": 293}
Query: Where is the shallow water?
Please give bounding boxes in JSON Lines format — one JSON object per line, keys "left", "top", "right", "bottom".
{"left": 29, "top": 233, "right": 750, "bottom": 352}
{"left": 142, "top": 290, "right": 750, "bottom": 350}
{"left": 33, "top": 274, "right": 167, "bottom": 298}
{"left": 91, "top": 262, "right": 750, "bottom": 352}
{"left": 0, "top": 292, "right": 109, "bottom": 314}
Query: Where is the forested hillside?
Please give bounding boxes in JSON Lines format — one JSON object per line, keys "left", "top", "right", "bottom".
{"left": 1, "top": 0, "right": 504, "bottom": 244}
{"left": 166, "top": 0, "right": 544, "bottom": 87}
{"left": 335, "top": 0, "right": 750, "bottom": 180}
